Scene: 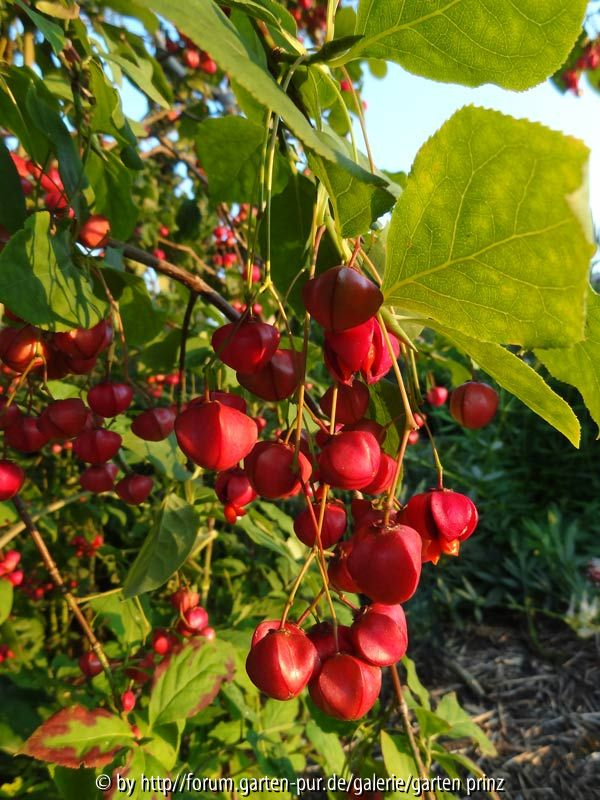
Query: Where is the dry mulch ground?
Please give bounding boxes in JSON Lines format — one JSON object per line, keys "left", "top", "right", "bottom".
{"left": 413, "top": 615, "right": 600, "bottom": 799}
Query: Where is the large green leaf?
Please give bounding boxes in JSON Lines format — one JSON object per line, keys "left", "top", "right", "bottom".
{"left": 438, "top": 325, "right": 581, "bottom": 446}
{"left": 0, "top": 140, "right": 26, "bottom": 233}
{"left": 0, "top": 213, "right": 108, "bottom": 330}
{"left": 100, "top": 266, "right": 163, "bottom": 346}
{"left": 196, "top": 116, "right": 289, "bottom": 203}
{"left": 86, "top": 149, "right": 138, "bottom": 240}
{"left": 308, "top": 131, "right": 397, "bottom": 237}
{"left": 537, "top": 288, "right": 600, "bottom": 437}
{"left": 148, "top": 639, "right": 233, "bottom": 728}
{"left": 435, "top": 691, "right": 496, "bottom": 756}
{"left": 89, "top": 592, "right": 151, "bottom": 646}
{"left": 348, "top": 0, "right": 587, "bottom": 91}
{"left": 20, "top": 706, "right": 134, "bottom": 768}
{"left": 380, "top": 730, "right": 418, "bottom": 793}
{"left": 14, "top": 0, "right": 66, "bottom": 55}
{"left": 123, "top": 494, "right": 200, "bottom": 598}
{"left": 384, "top": 107, "right": 594, "bottom": 349}
{"left": 0, "top": 66, "right": 52, "bottom": 165}
{"left": 140, "top": 0, "right": 358, "bottom": 165}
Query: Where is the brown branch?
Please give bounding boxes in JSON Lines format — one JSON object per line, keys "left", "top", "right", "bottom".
{"left": 108, "top": 238, "right": 240, "bottom": 323}
{"left": 12, "top": 494, "right": 118, "bottom": 703}
{"left": 390, "top": 663, "right": 435, "bottom": 800}
{"left": 0, "top": 491, "right": 87, "bottom": 550}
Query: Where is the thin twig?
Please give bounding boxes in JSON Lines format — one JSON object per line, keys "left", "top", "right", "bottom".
{"left": 12, "top": 495, "right": 118, "bottom": 703}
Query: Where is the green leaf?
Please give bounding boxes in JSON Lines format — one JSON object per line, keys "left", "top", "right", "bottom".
{"left": 0, "top": 140, "right": 26, "bottom": 232}
{"left": 51, "top": 766, "right": 99, "bottom": 800}
{"left": 413, "top": 707, "right": 451, "bottom": 739}
{"left": 35, "top": 2, "right": 81, "bottom": 20}
{"left": 123, "top": 494, "right": 200, "bottom": 598}
{"left": 196, "top": 116, "right": 289, "bottom": 203}
{"left": 100, "top": 267, "right": 163, "bottom": 346}
{"left": 120, "top": 429, "right": 191, "bottom": 481}
{"left": 438, "top": 325, "right": 581, "bottom": 446}
{"left": 368, "top": 379, "right": 403, "bottom": 453}
{"left": 537, "top": 288, "right": 600, "bottom": 437}
{"left": 435, "top": 692, "right": 496, "bottom": 756}
{"left": 87, "top": 61, "right": 137, "bottom": 149}
{"left": 20, "top": 705, "right": 134, "bottom": 768}
{"left": 305, "top": 720, "right": 345, "bottom": 774}
{"left": 140, "top": 0, "right": 364, "bottom": 165}
{"left": 0, "top": 580, "right": 14, "bottom": 626}
{"left": 402, "top": 656, "right": 430, "bottom": 709}
{"left": 102, "top": 52, "right": 171, "bottom": 108}
{"left": 86, "top": 149, "right": 138, "bottom": 240}
{"left": 148, "top": 639, "right": 233, "bottom": 728}
{"left": 0, "top": 213, "right": 108, "bottom": 331}
{"left": 0, "top": 66, "right": 52, "bottom": 165}
{"left": 24, "top": 84, "right": 86, "bottom": 204}
{"left": 89, "top": 592, "right": 151, "bottom": 646}
{"left": 380, "top": 730, "right": 419, "bottom": 790}
{"left": 384, "top": 107, "right": 594, "bottom": 349}
{"left": 261, "top": 172, "right": 316, "bottom": 315}
{"left": 307, "top": 35, "right": 364, "bottom": 64}
{"left": 349, "top": 0, "right": 588, "bottom": 91}
{"left": 308, "top": 130, "right": 397, "bottom": 238}
{"left": 14, "top": 0, "right": 66, "bottom": 55}
{"left": 235, "top": 509, "right": 298, "bottom": 564}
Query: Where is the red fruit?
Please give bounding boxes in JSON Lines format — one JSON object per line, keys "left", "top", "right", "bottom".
{"left": 0, "top": 325, "right": 46, "bottom": 373}
{"left": 79, "top": 463, "right": 119, "bottom": 493}
{"left": 131, "top": 407, "right": 176, "bottom": 441}
{"left": 187, "top": 391, "right": 247, "bottom": 414}
{"left": 6, "top": 569, "right": 23, "bottom": 586}
{"left": 317, "top": 431, "right": 380, "bottom": 490}
{"left": 246, "top": 627, "right": 317, "bottom": 700}
{"left": 79, "top": 652, "right": 103, "bottom": 678}
{"left": 53, "top": 320, "right": 113, "bottom": 360}
{"left": 343, "top": 418, "right": 386, "bottom": 445}
{"left": 211, "top": 320, "right": 280, "bottom": 374}
{"left": 170, "top": 588, "right": 199, "bottom": 613}
{"left": 0, "top": 399, "right": 21, "bottom": 431}
{"left": 152, "top": 628, "right": 175, "bottom": 656}
{"left": 215, "top": 467, "right": 257, "bottom": 508}
{"left": 125, "top": 652, "right": 155, "bottom": 684}
{"left": 320, "top": 381, "right": 369, "bottom": 425}
{"left": 350, "top": 608, "right": 408, "bottom": 666}
{"left": 200, "top": 55, "right": 217, "bottom": 74}
{"left": 115, "top": 475, "right": 153, "bottom": 505}
{"left": 407, "top": 430, "right": 419, "bottom": 446}
{"left": 79, "top": 215, "right": 110, "bottom": 249}
{"left": 202, "top": 626, "right": 216, "bottom": 640}
{"left": 251, "top": 619, "right": 301, "bottom": 648}
{"left": 121, "top": 690, "right": 136, "bottom": 713}
{"left": 175, "top": 401, "right": 257, "bottom": 471}
{"left": 361, "top": 452, "right": 396, "bottom": 495}
{"left": 293, "top": 502, "right": 347, "bottom": 548}
{"left": 237, "top": 349, "right": 301, "bottom": 401}
{"left": 324, "top": 319, "right": 375, "bottom": 382}
{"left": 369, "top": 603, "right": 406, "bottom": 629}
{"left": 1, "top": 550, "right": 20, "bottom": 572}
{"left": 328, "top": 540, "right": 362, "bottom": 594}
{"left": 0, "top": 460, "right": 24, "bottom": 500}
{"left": 182, "top": 606, "right": 209, "bottom": 632}
{"left": 183, "top": 47, "right": 201, "bottom": 69}
{"left": 38, "top": 398, "right": 89, "bottom": 440}
{"left": 73, "top": 428, "right": 122, "bottom": 464}
{"left": 309, "top": 653, "right": 381, "bottom": 720}
{"left": 401, "top": 489, "right": 478, "bottom": 563}
{"left": 307, "top": 622, "right": 354, "bottom": 671}
{"left": 88, "top": 382, "right": 133, "bottom": 418}
{"left": 450, "top": 381, "right": 499, "bottom": 429}
{"left": 245, "top": 441, "right": 312, "bottom": 499}
{"left": 5, "top": 417, "right": 49, "bottom": 453}
{"left": 302, "top": 267, "right": 383, "bottom": 332}
{"left": 426, "top": 386, "right": 448, "bottom": 407}
{"left": 347, "top": 524, "right": 422, "bottom": 604}
{"left": 360, "top": 320, "right": 399, "bottom": 384}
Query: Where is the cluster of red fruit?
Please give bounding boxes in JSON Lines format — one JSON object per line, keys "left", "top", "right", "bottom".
{"left": 166, "top": 33, "right": 217, "bottom": 74}
{"left": 69, "top": 534, "right": 103, "bottom": 559}
{"left": 79, "top": 586, "right": 214, "bottom": 712}
{"left": 563, "top": 39, "right": 600, "bottom": 94}
{"left": 0, "top": 549, "right": 23, "bottom": 587}
{"left": 287, "top": 0, "right": 327, "bottom": 41}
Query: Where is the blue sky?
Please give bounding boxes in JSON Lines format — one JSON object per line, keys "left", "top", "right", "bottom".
{"left": 359, "top": 65, "right": 600, "bottom": 226}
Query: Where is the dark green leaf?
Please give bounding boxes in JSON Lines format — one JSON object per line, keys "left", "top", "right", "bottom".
{"left": 0, "top": 212, "right": 108, "bottom": 331}
{"left": 196, "top": 116, "right": 289, "bottom": 203}
{"left": 0, "top": 139, "right": 26, "bottom": 232}
{"left": 100, "top": 266, "right": 163, "bottom": 346}
{"left": 123, "top": 494, "right": 200, "bottom": 598}
{"left": 86, "top": 149, "right": 138, "bottom": 240}
{"left": 307, "top": 35, "right": 364, "bottom": 64}
{"left": 15, "top": 0, "right": 66, "bottom": 55}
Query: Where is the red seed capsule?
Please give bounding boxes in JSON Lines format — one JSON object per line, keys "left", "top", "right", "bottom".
{"left": 0, "top": 459, "right": 24, "bottom": 501}
{"left": 88, "top": 382, "right": 133, "bottom": 418}
{"left": 131, "top": 407, "right": 176, "bottom": 441}
{"left": 350, "top": 607, "right": 408, "bottom": 667}
{"left": 450, "top": 381, "right": 499, "bottom": 429}
{"left": 211, "top": 319, "right": 280, "bottom": 373}
{"left": 38, "top": 398, "right": 89, "bottom": 440}
{"left": 79, "top": 214, "right": 110, "bottom": 249}
{"left": 53, "top": 320, "right": 113, "bottom": 360}
{"left": 246, "top": 627, "right": 317, "bottom": 700}
{"left": 309, "top": 653, "right": 381, "bottom": 720}
{"left": 302, "top": 267, "right": 383, "bottom": 332}
{"left": 79, "top": 463, "right": 119, "bottom": 493}
{"left": 215, "top": 467, "right": 257, "bottom": 508}
{"left": 73, "top": 428, "right": 122, "bottom": 464}
{"left": 348, "top": 524, "right": 422, "bottom": 604}
{"left": 320, "top": 381, "right": 369, "bottom": 425}
{"left": 317, "top": 431, "right": 380, "bottom": 490}
{"left": 5, "top": 416, "right": 49, "bottom": 453}
{"left": 324, "top": 319, "right": 376, "bottom": 383}
{"left": 245, "top": 441, "right": 312, "bottom": 499}
{"left": 293, "top": 501, "right": 347, "bottom": 548}
{"left": 328, "top": 539, "right": 362, "bottom": 594}
{"left": 175, "top": 401, "right": 257, "bottom": 471}
{"left": 237, "top": 349, "right": 301, "bottom": 401}
{"left": 361, "top": 452, "right": 396, "bottom": 495}
{"left": 115, "top": 475, "right": 153, "bottom": 505}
